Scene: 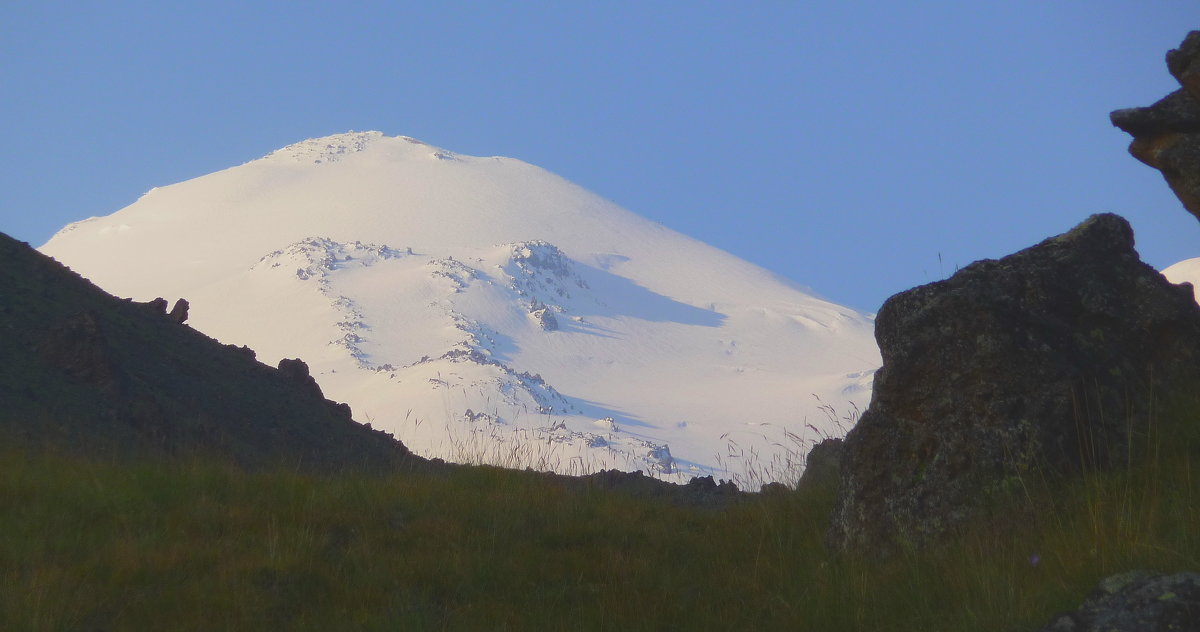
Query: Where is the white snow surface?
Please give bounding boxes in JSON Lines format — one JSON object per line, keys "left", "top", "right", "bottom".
{"left": 1164, "top": 257, "right": 1200, "bottom": 302}
{"left": 41, "top": 131, "right": 880, "bottom": 484}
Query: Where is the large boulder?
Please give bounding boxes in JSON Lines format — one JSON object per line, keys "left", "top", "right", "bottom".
{"left": 827, "top": 213, "right": 1200, "bottom": 552}
{"left": 1112, "top": 31, "right": 1200, "bottom": 222}
{"left": 1040, "top": 571, "right": 1200, "bottom": 632}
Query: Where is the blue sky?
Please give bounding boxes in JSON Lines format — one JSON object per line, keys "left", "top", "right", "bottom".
{"left": 2, "top": 2, "right": 1197, "bottom": 313}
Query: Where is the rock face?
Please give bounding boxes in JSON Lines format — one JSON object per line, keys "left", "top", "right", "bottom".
{"left": 1039, "top": 571, "right": 1200, "bottom": 632}
{"left": 1111, "top": 31, "right": 1200, "bottom": 222}
{"left": 827, "top": 213, "right": 1200, "bottom": 551}
{"left": 1169, "top": 31, "right": 1200, "bottom": 112}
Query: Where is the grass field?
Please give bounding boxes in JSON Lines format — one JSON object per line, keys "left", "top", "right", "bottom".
{"left": 3, "top": 400, "right": 1198, "bottom": 631}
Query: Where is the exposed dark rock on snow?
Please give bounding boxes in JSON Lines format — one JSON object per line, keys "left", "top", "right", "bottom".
{"left": 827, "top": 214, "right": 1200, "bottom": 552}
{"left": 529, "top": 302, "right": 559, "bottom": 331}
{"left": 0, "top": 231, "right": 409, "bottom": 471}
{"left": 1112, "top": 31, "right": 1200, "bottom": 222}
{"left": 1039, "top": 571, "right": 1200, "bottom": 632}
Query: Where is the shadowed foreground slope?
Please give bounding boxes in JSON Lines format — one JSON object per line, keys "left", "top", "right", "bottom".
{"left": 0, "top": 231, "right": 409, "bottom": 471}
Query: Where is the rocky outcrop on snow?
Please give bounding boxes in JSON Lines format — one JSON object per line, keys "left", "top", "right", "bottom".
{"left": 827, "top": 214, "right": 1200, "bottom": 552}
{"left": 529, "top": 301, "right": 559, "bottom": 331}
{"left": 1112, "top": 31, "right": 1200, "bottom": 222}
{"left": 248, "top": 234, "right": 686, "bottom": 474}
{"left": 503, "top": 241, "right": 593, "bottom": 331}
{"left": 254, "top": 237, "right": 412, "bottom": 367}
{"left": 1039, "top": 571, "right": 1200, "bottom": 632}
{"left": 505, "top": 241, "right": 590, "bottom": 300}
{"left": 256, "top": 236, "right": 409, "bottom": 283}
{"left": 265, "top": 130, "right": 385, "bottom": 164}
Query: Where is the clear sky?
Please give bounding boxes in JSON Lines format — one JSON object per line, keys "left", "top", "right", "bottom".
{"left": 2, "top": 2, "right": 1197, "bottom": 313}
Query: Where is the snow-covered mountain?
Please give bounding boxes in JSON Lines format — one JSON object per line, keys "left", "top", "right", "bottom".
{"left": 41, "top": 131, "right": 880, "bottom": 484}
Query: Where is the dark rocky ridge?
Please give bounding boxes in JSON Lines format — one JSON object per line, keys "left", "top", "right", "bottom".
{"left": 0, "top": 230, "right": 411, "bottom": 472}
{"left": 1112, "top": 31, "right": 1200, "bottom": 222}
{"left": 827, "top": 213, "right": 1200, "bottom": 552}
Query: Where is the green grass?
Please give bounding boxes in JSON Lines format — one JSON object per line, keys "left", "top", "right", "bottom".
{"left": 3, "top": 400, "right": 1198, "bottom": 631}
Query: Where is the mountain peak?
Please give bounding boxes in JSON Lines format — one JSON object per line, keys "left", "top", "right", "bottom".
{"left": 41, "top": 133, "right": 880, "bottom": 484}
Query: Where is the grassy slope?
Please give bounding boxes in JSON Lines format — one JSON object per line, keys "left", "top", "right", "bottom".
{"left": 3, "top": 398, "right": 1198, "bottom": 631}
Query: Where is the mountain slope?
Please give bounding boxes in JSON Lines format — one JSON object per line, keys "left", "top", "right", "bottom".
{"left": 0, "top": 231, "right": 409, "bottom": 471}
{"left": 41, "top": 131, "right": 880, "bottom": 483}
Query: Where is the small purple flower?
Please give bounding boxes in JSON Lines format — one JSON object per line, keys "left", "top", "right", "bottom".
{"left": 1029, "top": 554, "right": 1041, "bottom": 567}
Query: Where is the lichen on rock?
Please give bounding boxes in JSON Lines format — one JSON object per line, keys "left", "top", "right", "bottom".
{"left": 1039, "top": 571, "right": 1200, "bottom": 631}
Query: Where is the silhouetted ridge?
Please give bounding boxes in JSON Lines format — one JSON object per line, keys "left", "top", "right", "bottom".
{"left": 0, "top": 231, "right": 411, "bottom": 471}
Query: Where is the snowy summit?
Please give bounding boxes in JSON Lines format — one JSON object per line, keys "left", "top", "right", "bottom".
{"left": 42, "top": 131, "right": 880, "bottom": 484}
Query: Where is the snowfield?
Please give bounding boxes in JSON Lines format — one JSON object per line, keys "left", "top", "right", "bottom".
{"left": 42, "top": 131, "right": 881, "bottom": 484}
{"left": 1164, "top": 257, "right": 1200, "bottom": 301}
